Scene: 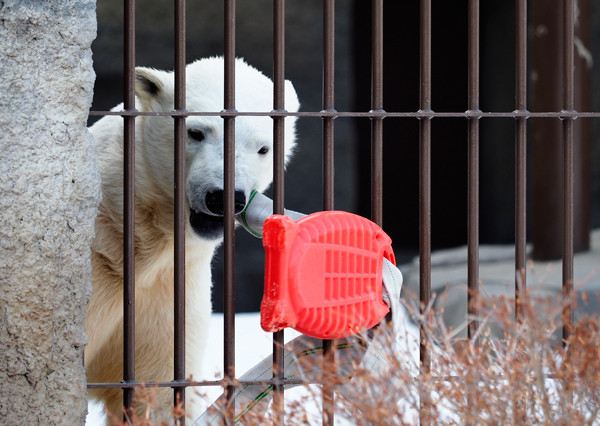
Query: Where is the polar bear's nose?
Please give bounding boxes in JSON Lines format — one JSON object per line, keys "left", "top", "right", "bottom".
{"left": 205, "top": 190, "right": 247, "bottom": 216}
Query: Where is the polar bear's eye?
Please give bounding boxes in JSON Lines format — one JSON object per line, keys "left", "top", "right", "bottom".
{"left": 258, "top": 146, "right": 269, "bottom": 155}
{"left": 187, "top": 129, "right": 205, "bottom": 142}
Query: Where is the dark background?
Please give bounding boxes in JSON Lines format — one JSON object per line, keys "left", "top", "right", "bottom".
{"left": 90, "top": 1, "right": 600, "bottom": 312}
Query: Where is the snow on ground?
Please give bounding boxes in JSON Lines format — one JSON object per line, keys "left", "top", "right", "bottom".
{"left": 86, "top": 300, "right": 425, "bottom": 425}
{"left": 86, "top": 309, "right": 423, "bottom": 424}
{"left": 86, "top": 313, "right": 303, "bottom": 425}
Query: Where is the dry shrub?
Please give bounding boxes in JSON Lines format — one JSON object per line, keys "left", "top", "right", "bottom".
{"left": 107, "top": 288, "right": 600, "bottom": 425}
{"left": 106, "top": 384, "right": 186, "bottom": 425}
{"left": 332, "top": 287, "right": 600, "bottom": 425}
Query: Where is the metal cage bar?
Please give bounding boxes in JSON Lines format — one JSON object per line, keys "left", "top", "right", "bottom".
{"left": 515, "top": 0, "right": 527, "bottom": 323}
{"left": 272, "top": 0, "right": 287, "bottom": 423}
{"left": 122, "top": 0, "right": 136, "bottom": 419}
{"left": 370, "top": 0, "right": 384, "bottom": 227}
{"left": 419, "top": 0, "right": 432, "bottom": 423}
{"left": 223, "top": 0, "right": 237, "bottom": 421}
{"left": 321, "top": 2, "right": 336, "bottom": 424}
{"left": 513, "top": 4, "right": 528, "bottom": 420}
{"left": 418, "top": 0, "right": 432, "bottom": 367}
{"left": 323, "top": 0, "right": 335, "bottom": 425}
{"left": 322, "top": 0, "right": 335, "bottom": 213}
{"left": 562, "top": 0, "right": 575, "bottom": 345}
{"left": 467, "top": 0, "right": 480, "bottom": 340}
{"left": 89, "top": 109, "right": 600, "bottom": 119}
{"left": 173, "top": 0, "right": 187, "bottom": 421}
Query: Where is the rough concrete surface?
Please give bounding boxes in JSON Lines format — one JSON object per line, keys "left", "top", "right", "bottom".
{"left": 0, "top": 1, "right": 99, "bottom": 424}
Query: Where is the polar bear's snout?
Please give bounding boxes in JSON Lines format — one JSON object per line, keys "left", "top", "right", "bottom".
{"left": 188, "top": 187, "right": 248, "bottom": 240}
{"left": 205, "top": 189, "right": 247, "bottom": 216}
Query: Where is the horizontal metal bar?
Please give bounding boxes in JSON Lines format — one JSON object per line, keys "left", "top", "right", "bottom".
{"left": 87, "top": 380, "right": 221, "bottom": 389}
{"left": 89, "top": 370, "right": 570, "bottom": 389}
{"left": 87, "top": 378, "right": 311, "bottom": 389}
{"left": 89, "top": 110, "right": 600, "bottom": 118}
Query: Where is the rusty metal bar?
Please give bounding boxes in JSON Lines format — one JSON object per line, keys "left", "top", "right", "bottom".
{"left": 223, "top": 0, "right": 237, "bottom": 422}
{"left": 173, "top": 0, "right": 187, "bottom": 421}
{"left": 419, "top": 0, "right": 432, "bottom": 424}
{"left": 122, "top": 0, "right": 136, "bottom": 419}
{"left": 515, "top": 0, "right": 527, "bottom": 322}
{"left": 467, "top": 0, "right": 480, "bottom": 340}
{"left": 272, "top": 0, "right": 286, "bottom": 423}
{"left": 273, "top": 0, "right": 286, "bottom": 215}
{"left": 88, "top": 377, "right": 306, "bottom": 389}
{"left": 371, "top": 0, "right": 383, "bottom": 227}
{"left": 418, "top": 0, "right": 432, "bottom": 367}
{"left": 322, "top": 2, "right": 335, "bottom": 424}
{"left": 322, "top": 0, "right": 335, "bottom": 212}
{"left": 513, "top": 2, "right": 528, "bottom": 420}
{"left": 562, "top": 0, "right": 574, "bottom": 344}
{"left": 91, "top": 109, "right": 600, "bottom": 119}
{"left": 573, "top": 0, "right": 593, "bottom": 256}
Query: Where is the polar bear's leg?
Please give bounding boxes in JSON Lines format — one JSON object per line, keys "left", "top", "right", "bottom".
{"left": 184, "top": 258, "right": 213, "bottom": 423}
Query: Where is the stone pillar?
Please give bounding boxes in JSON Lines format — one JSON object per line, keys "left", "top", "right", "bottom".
{"left": 0, "top": 1, "right": 99, "bottom": 424}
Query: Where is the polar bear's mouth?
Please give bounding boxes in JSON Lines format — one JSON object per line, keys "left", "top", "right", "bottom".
{"left": 189, "top": 209, "right": 224, "bottom": 240}
{"left": 188, "top": 190, "right": 248, "bottom": 240}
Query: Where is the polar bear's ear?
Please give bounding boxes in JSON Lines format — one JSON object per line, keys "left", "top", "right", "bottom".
{"left": 284, "top": 79, "right": 300, "bottom": 113}
{"left": 135, "top": 67, "right": 169, "bottom": 109}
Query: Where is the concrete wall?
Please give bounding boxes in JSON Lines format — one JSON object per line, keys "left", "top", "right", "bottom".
{"left": 0, "top": 1, "right": 100, "bottom": 424}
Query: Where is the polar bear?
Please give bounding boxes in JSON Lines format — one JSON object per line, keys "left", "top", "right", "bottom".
{"left": 85, "top": 57, "right": 299, "bottom": 422}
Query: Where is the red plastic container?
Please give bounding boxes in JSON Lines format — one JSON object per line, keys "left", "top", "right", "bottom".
{"left": 261, "top": 211, "right": 395, "bottom": 339}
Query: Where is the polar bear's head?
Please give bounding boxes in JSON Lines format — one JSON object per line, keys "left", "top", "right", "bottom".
{"left": 134, "top": 57, "right": 299, "bottom": 240}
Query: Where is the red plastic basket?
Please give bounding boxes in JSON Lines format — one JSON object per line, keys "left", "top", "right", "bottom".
{"left": 261, "top": 211, "right": 395, "bottom": 339}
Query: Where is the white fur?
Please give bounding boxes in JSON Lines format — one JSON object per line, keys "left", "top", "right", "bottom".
{"left": 85, "top": 57, "right": 299, "bottom": 422}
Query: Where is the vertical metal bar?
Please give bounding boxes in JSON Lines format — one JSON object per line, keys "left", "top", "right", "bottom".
{"left": 272, "top": 0, "right": 286, "bottom": 423}
{"left": 515, "top": 0, "right": 527, "bottom": 322}
{"left": 273, "top": 0, "right": 285, "bottom": 216}
{"left": 466, "top": 6, "right": 481, "bottom": 418}
{"left": 467, "top": 0, "right": 480, "bottom": 340}
{"left": 223, "top": 0, "right": 236, "bottom": 423}
{"left": 562, "top": 0, "right": 574, "bottom": 345}
{"left": 322, "top": 2, "right": 335, "bottom": 425}
{"left": 514, "top": 5, "right": 530, "bottom": 419}
{"left": 419, "top": 1, "right": 432, "bottom": 424}
{"left": 371, "top": 0, "right": 384, "bottom": 227}
{"left": 323, "top": 0, "right": 335, "bottom": 212}
{"left": 173, "top": 0, "right": 186, "bottom": 421}
{"left": 122, "top": 0, "right": 136, "bottom": 420}
{"left": 514, "top": 13, "right": 528, "bottom": 426}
